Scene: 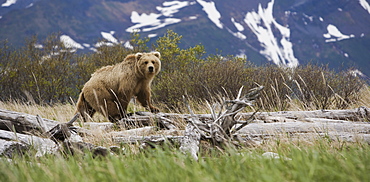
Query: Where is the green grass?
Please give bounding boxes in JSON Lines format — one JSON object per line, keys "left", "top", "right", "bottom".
{"left": 1, "top": 140, "right": 369, "bottom": 182}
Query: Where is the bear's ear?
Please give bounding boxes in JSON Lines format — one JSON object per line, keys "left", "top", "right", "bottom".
{"left": 135, "top": 52, "right": 143, "bottom": 61}
{"left": 152, "top": 52, "right": 161, "bottom": 59}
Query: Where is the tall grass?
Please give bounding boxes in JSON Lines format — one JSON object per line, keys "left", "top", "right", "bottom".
{"left": 1, "top": 137, "right": 369, "bottom": 182}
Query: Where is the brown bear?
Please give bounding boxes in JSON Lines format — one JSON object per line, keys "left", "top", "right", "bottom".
{"left": 76, "top": 52, "right": 161, "bottom": 122}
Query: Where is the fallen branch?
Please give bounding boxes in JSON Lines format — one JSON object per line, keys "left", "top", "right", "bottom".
{"left": 46, "top": 114, "right": 79, "bottom": 142}
{"left": 179, "top": 86, "right": 264, "bottom": 160}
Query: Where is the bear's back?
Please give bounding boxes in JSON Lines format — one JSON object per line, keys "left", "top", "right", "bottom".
{"left": 93, "top": 65, "right": 114, "bottom": 75}
{"left": 91, "top": 55, "right": 136, "bottom": 77}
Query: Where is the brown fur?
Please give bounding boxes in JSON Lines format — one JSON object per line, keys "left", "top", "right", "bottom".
{"left": 76, "top": 52, "right": 161, "bottom": 122}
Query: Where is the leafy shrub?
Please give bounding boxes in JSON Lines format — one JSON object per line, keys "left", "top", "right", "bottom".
{"left": 0, "top": 35, "right": 76, "bottom": 103}
{"left": 151, "top": 30, "right": 255, "bottom": 108}
{"left": 292, "top": 64, "right": 365, "bottom": 109}
{"left": 251, "top": 65, "right": 293, "bottom": 111}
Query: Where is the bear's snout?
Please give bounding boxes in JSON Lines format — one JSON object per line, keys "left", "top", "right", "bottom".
{"left": 148, "top": 66, "right": 154, "bottom": 73}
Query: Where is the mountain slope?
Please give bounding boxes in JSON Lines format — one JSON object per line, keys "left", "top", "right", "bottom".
{"left": 0, "top": 0, "right": 369, "bottom": 75}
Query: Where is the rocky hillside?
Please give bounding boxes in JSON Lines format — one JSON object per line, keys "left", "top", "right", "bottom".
{"left": 1, "top": 0, "right": 369, "bottom": 75}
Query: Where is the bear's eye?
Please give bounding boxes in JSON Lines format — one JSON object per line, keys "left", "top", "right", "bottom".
{"left": 152, "top": 61, "right": 155, "bottom": 64}
{"left": 144, "top": 61, "right": 148, "bottom": 64}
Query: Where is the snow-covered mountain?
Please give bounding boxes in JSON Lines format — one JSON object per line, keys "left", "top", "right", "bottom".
{"left": 1, "top": 0, "right": 370, "bottom": 75}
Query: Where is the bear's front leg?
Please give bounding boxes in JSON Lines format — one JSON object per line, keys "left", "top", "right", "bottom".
{"left": 136, "top": 89, "right": 159, "bottom": 113}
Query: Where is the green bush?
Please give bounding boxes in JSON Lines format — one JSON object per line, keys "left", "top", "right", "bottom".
{"left": 0, "top": 35, "right": 76, "bottom": 103}
{"left": 291, "top": 64, "right": 364, "bottom": 109}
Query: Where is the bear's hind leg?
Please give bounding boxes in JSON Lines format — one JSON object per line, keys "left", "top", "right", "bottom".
{"left": 99, "top": 100, "right": 128, "bottom": 123}
{"left": 82, "top": 107, "right": 96, "bottom": 122}
{"left": 76, "top": 93, "right": 96, "bottom": 122}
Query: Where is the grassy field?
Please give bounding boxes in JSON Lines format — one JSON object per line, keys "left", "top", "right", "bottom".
{"left": 0, "top": 138, "right": 369, "bottom": 182}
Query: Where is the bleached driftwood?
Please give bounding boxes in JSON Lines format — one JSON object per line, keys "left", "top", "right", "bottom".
{"left": 238, "top": 120, "right": 370, "bottom": 143}
{"left": 2, "top": 106, "right": 367, "bottom": 135}
{"left": 111, "top": 119, "right": 370, "bottom": 148}
{"left": 178, "top": 86, "right": 263, "bottom": 160}
{"left": 0, "top": 109, "right": 112, "bottom": 157}
{"left": 1, "top": 97, "right": 369, "bottom": 159}
{"left": 0, "top": 108, "right": 60, "bottom": 134}
{"left": 84, "top": 107, "right": 369, "bottom": 131}
{"left": 0, "top": 139, "right": 29, "bottom": 158}
{"left": 117, "top": 111, "right": 178, "bottom": 130}
{"left": 0, "top": 129, "right": 59, "bottom": 157}
{"left": 237, "top": 106, "right": 370, "bottom": 123}
{"left": 179, "top": 121, "right": 201, "bottom": 160}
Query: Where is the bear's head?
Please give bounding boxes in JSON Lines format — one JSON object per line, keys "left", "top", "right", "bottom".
{"left": 135, "top": 52, "right": 161, "bottom": 78}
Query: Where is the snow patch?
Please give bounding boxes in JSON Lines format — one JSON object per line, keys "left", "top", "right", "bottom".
{"left": 323, "top": 24, "right": 355, "bottom": 42}
{"left": 196, "top": 0, "right": 223, "bottom": 29}
{"left": 189, "top": 16, "right": 197, "bottom": 20}
{"left": 34, "top": 44, "right": 43, "bottom": 49}
{"left": 236, "top": 50, "right": 247, "bottom": 58}
{"left": 231, "top": 18, "right": 244, "bottom": 31}
{"left": 229, "top": 17, "right": 246, "bottom": 40}
{"left": 95, "top": 41, "right": 114, "bottom": 48}
{"left": 101, "top": 31, "right": 119, "bottom": 44}
{"left": 228, "top": 31, "right": 246, "bottom": 40}
{"left": 349, "top": 69, "right": 365, "bottom": 77}
{"left": 244, "top": 0, "right": 298, "bottom": 67}
{"left": 83, "top": 43, "right": 90, "bottom": 48}
{"left": 124, "top": 41, "right": 133, "bottom": 50}
{"left": 127, "top": 11, "right": 161, "bottom": 32}
{"left": 89, "top": 47, "right": 97, "bottom": 52}
{"left": 359, "top": 0, "right": 370, "bottom": 14}
{"left": 303, "top": 13, "right": 313, "bottom": 22}
{"left": 157, "top": 1, "right": 190, "bottom": 17}
{"left": 148, "top": 34, "right": 158, "bottom": 38}
{"left": 60, "top": 35, "right": 84, "bottom": 49}
{"left": 1, "top": 0, "right": 17, "bottom": 7}
{"left": 25, "top": 3, "right": 33, "bottom": 8}
{"left": 126, "top": 1, "right": 193, "bottom": 32}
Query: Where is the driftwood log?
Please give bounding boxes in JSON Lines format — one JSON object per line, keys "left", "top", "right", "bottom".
{"left": 0, "top": 108, "right": 60, "bottom": 134}
{"left": 0, "top": 129, "right": 59, "bottom": 157}
{"left": 96, "top": 106, "right": 368, "bottom": 130}
{"left": 0, "top": 86, "right": 369, "bottom": 159}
